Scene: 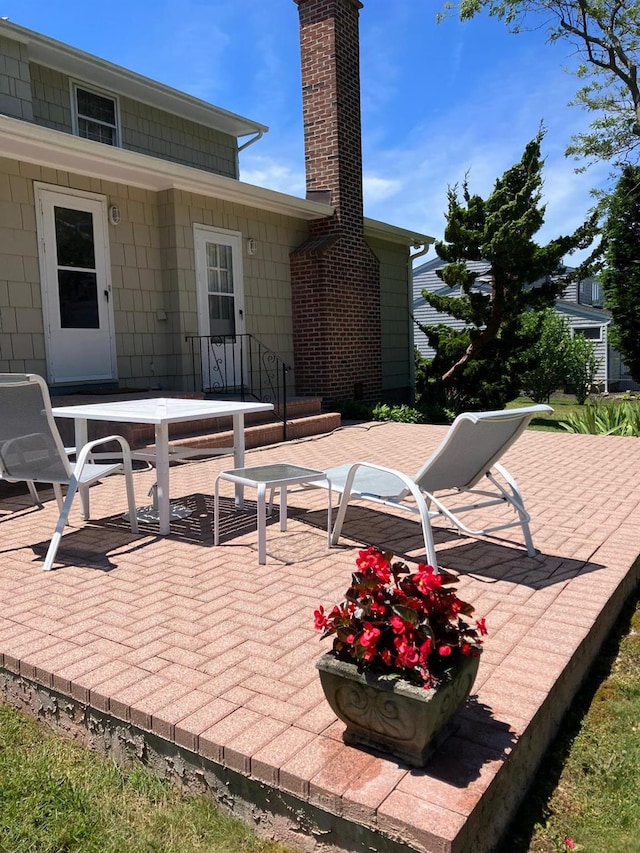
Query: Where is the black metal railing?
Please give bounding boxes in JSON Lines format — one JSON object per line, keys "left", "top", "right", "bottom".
{"left": 184, "top": 334, "right": 292, "bottom": 439}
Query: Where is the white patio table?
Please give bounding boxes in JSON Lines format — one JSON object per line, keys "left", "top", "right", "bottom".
{"left": 51, "top": 397, "right": 273, "bottom": 534}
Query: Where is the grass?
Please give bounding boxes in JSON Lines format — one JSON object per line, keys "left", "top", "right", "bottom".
{"left": 508, "top": 396, "right": 592, "bottom": 431}
{"left": 0, "top": 708, "right": 295, "bottom": 853}
{"left": 500, "top": 587, "right": 640, "bottom": 853}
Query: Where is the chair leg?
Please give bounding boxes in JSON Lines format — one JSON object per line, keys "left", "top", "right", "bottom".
{"left": 213, "top": 475, "right": 221, "bottom": 546}
{"left": 491, "top": 465, "right": 536, "bottom": 557}
{"left": 53, "top": 483, "right": 64, "bottom": 514}
{"left": 26, "top": 481, "right": 41, "bottom": 506}
{"left": 330, "top": 490, "right": 351, "bottom": 545}
{"left": 257, "top": 482, "right": 267, "bottom": 564}
{"left": 42, "top": 480, "right": 78, "bottom": 571}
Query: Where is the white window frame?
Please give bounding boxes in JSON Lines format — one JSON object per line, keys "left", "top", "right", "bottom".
{"left": 572, "top": 325, "right": 603, "bottom": 342}
{"left": 70, "top": 81, "right": 121, "bottom": 147}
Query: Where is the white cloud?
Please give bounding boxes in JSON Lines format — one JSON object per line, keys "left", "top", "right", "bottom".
{"left": 363, "top": 175, "right": 402, "bottom": 203}
{"left": 239, "top": 155, "right": 306, "bottom": 197}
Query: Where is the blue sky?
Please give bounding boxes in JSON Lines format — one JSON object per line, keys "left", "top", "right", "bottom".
{"left": 3, "top": 0, "right": 610, "bottom": 263}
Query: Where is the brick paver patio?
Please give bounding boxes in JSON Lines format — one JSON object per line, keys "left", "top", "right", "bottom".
{"left": 1, "top": 421, "right": 639, "bottom": 853}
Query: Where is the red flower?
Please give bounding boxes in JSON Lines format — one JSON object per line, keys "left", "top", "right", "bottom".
{"left": 394, "top": 637, "right": 420, "bottom": 668}
{"left": 413, "top": 564, "right": 442, "bottom": 593}
{"left": 476, "top": 618, "right": 488, "bottom": 636}
{"left": 369, "top": 600, "right": 387, "bottom": 616}
{"left": 564, "top": 839, "right": 576, "bottom": 850}
{"left": 360, "top": 623, "right": 381, "bottom": 649}
{"left": 418, "top": 638, "right": 432, "bottom": 663}
{"left": 356, "top": 547, "right": 391, "bottom": 582}
{"left": 438, "top": 644, "right": 452, "bottom": 656}
{"left": 313, "top": 606, "right": 327, "bottom": 630}
{"left": 460, "top": 642, "right": 471, "bottom": 656}
{"left": 390, "top": 614, "right": 406, "bottom": 634}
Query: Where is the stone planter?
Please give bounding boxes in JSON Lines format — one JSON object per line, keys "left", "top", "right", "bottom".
{"left": 316, "top": 652, "right": 480, "bottom": 767}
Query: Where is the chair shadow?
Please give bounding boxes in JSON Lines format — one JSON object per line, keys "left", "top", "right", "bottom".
{"left": 293, "top": 505, "right": 606, "bottom": 589}
{"left": 30, "top": 529, "right": 147, "bottom": 572}
{"left": 99, "top": 492, "right": 277, "bottom": 548}
{"left": 17, "top": 493, "right": 285, "bottom": 571}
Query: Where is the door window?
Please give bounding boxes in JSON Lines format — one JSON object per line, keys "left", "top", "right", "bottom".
{"left": 54, "top": 207, "right": 99, "bottom": 329}
{"left": 205, "top": 242, "right": 235, "bottom": 337}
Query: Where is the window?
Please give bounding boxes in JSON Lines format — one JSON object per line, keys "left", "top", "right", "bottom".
{"left": 72, "top": 84, "right": 120, "bottom": 146}
{"left": 574, "top": 326, "right": 602, "bottom": 341}
{"left": 579, "top": 279, "right": 604, "bottom": 308}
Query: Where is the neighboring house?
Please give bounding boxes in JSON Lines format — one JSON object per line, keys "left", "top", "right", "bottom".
{"left": 412, "top": 256, "right": 638, "bottom": 393}
{"left": 0, "top": 0, "right": 433, "bottom": 405}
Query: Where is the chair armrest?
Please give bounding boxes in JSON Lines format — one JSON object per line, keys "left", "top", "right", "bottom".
{"left": 74, "top": 434, "right": 133, "bottom": 472}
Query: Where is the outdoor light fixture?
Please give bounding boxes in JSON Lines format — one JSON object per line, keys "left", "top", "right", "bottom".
{"left": 246, "top": 237, "right": 257, "bottom": 255}
{"left": 108, "top": 204, "right": 121, "bottom": 225}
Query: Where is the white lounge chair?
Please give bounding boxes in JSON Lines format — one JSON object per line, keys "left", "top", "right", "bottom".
{"left": 0, "top": 373, "right": 138, "bottom": 571}
{"left": 323, "top": 405, "right": 552, "bottom": 569}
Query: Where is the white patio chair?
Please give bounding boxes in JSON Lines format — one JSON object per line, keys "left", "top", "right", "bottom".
{"left": 323, "top": 405, "right": 552, "bottom": 569}
{"left": 0, "top": 373, "right": 138, "bottom": 571}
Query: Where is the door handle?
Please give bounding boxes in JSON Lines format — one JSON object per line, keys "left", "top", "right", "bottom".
{"left": 104, "top": 290, "right": 109, "bottom": 302}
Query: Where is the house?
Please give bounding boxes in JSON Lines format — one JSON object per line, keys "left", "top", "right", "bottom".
{"left": 412, "top": 256, "right": 638, "bottom": 393}
{"left": 0, "top": 0, "right": 432, "bottom": 406}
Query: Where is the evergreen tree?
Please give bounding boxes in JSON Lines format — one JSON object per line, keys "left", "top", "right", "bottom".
{"left": 600, "top": 165, "right": 640, "bottom": 384}
{"left": 417, "top": 133, "right": 594, "bottom": 412}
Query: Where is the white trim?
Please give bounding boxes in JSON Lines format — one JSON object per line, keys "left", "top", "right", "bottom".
{"left": 70, "top": 80, "right": 122, "bottom": 147}
{"left": 364, "top": 217, "right": 434, "bottom": 247}
{"left": 571, "top": 325, "right": 603, "bottom": 342}
{"left": 0, "top": 118, "right": 433, "bottom": 247}
{"left": 0, "top": 116, "right": 331, "bottom": 221}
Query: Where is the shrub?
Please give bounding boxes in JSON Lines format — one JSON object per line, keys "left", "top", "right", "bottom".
{"left": 560, "top": 400, "right": 640, "bottom": 436}
{"left": 371, "top": 403, "right": 426, "bottom": 424}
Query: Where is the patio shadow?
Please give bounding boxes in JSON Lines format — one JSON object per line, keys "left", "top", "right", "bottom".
{"left": 294, "top": 505, "right": 606, "bottom": 588}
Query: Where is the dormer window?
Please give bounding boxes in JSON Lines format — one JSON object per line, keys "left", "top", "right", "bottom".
{"left": 72, "top": 84, "right": 120, "bottom": 146}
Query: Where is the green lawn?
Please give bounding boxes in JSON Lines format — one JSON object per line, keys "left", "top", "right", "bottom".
{"left": 507, "top": 396, "right": 592, "bottom": 431}
{"left": 500, "top": 589, "right": 640, "bottom": 852}
{"left": 0, "top": 708, "right": 294, "bottom": 853}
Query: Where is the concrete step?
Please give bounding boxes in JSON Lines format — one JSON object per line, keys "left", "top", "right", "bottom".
{"left": 167, "top": 411, "right": 341, "bottom": 451}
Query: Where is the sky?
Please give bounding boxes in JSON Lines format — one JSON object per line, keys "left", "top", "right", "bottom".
{"left": 2, "top": 0, "right": 612, "bottom": 264}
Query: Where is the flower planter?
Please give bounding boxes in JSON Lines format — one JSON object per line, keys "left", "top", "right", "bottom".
{"left": 316, "top": 652, "right": 480, "bottom": 768}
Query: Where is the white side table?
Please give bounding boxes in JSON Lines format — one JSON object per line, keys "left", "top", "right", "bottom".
{"left": 214, "top": 463, "right": 332, "bottom": 564}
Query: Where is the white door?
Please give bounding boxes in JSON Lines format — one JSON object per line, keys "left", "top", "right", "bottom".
{"left": 36, "top": 187, "right": 116, "bottom": 383}
{"left": 194, "top": 225, "right": 245, "bottom": 391}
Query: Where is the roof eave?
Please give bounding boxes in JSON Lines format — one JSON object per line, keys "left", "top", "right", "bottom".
{"left": 0, "top": 116, "right": 333, "bottom": 220}
{"left": 0, "top": 20, "right": 267, "bottom": 139}
{"left": 364, "top": 217, "right": 434, "bottom": 247}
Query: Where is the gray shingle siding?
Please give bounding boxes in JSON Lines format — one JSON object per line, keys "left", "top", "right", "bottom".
{"left": 12, "top": 52, "right": 239, "bottom": 178}
{"left": 0, "top": 36, "right": 33, "bottom": 121}
{"left": 413, "top": 257, "right": 612, "bottom": 386}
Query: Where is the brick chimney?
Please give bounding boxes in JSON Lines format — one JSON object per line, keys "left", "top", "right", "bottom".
{"left": 290, "top": 0, "right": 381, "bottom": 403}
